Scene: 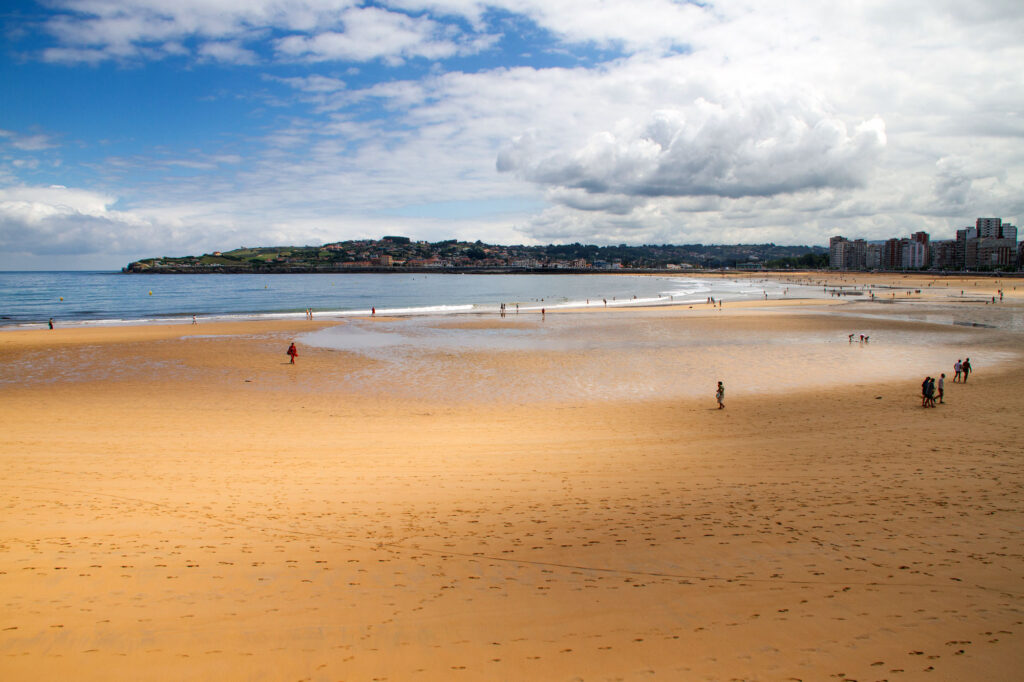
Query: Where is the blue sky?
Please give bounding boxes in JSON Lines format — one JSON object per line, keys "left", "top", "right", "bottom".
{"left": 2, "top": 0, "right": 1023, "bottom": 269}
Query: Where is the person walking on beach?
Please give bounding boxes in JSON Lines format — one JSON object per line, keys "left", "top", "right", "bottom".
{"left": 921, "top": 377, "right": 930, "bottom": 407}
{"left": 938, "top": 373, "right": 945, "bottom": 404}
{"left": 286, "top": 342, "right": 298, "bottom": 364}
{"left": 716, "top": 381, "right": 725, "bottom": 409}
{"left": 48, "top": 318, "right": 54, "bottom": 330}
{"left": 953, "top": 359, "right": 962, "bottom": 382}
{"left": 962, "top": 357, "right": 971, "bottom": 383}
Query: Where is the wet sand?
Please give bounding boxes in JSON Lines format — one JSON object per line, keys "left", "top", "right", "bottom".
{"left": 1, "top": 291, "right": 1023, "bottom": 681}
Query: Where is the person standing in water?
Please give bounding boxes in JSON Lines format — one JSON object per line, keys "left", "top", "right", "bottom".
{"left": 716, "top": 381, "right": 725, "bottom": 409}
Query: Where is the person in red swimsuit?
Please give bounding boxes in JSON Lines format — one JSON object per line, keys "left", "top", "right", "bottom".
{"left": 287, "top": 342, "right": 298, "bottom": 364}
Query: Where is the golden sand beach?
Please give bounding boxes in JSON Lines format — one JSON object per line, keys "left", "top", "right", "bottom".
{"left": 1, "top": 275, "right": 1022, "bottom": 681}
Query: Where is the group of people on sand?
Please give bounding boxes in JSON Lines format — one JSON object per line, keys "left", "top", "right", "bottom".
{"left": 953, "top": 357, "right": 971, "bottom": 383}
{"left": 848, "top": 333, "right": 870, "bottom": 343}
{"left": 921, "top": 358, "right": 972, "bottom": 408}
{"left": 921, "top": 375, "right": 944, "bottom": 407}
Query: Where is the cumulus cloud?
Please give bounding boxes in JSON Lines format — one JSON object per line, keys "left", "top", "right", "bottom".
{"left": 0, "top": 185, "right": 150, "bottom": 256}
{"left": 6, "top": 0, "right": 1024, "bottom": 261}
{"left": 498, "top": 100, "right": 887, "bottom": 200}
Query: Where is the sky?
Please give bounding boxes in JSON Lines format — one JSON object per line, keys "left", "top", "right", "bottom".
{"left": 1, "top": 1, "right": 1023, "bottom": 270}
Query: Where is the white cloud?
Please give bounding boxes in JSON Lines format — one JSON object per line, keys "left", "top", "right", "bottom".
{"left": 198, "top": 40, "right": 259, "bottom": 65}
{"left": 7, "top": 0, "right": 1024, "bottom": 261}
{"left": 0, "top": 185, "right": 149, "bottom": 256}
{"left": 274, "top": 7, "right": 461, "bottom": 63}
{"left": 0, "top": 129, "right": 57, "bottom": 151}
{"left": 498, "top": 101, "right": 887, "bottom": 199}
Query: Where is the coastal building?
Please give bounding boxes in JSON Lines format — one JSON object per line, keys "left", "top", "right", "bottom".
{"left": 883, "top": 238, "right": 902, "bottom": 270}
{"left": 912, "top": 232, "right": 930, "bottom": 268}
{"left": 976, "top": 238, "right": 1016, "bottom": 269}
{"left": 977, "top": 217, "right": 1003, "bottom": 238}
{"left": 957, "top": 218, "right": 1018, "bottom": 269}
{"left": 865, "top": 243, "right": 882, "bottom": 270}
{"left": 832, "top": 218, "right": 1018, "bottom": 271}
{"left": 851, "top": 239, "right": 868, "bottom": 270}
{"left": 829, "top": 236, "right": 870, "bottom": 270}
{"left": 955, "top": 227, "right": 977, "bottom": 269}
{"left": 902, "top": 238, "right": 927, "bottom": 269}
{"left": 930, "top": 240, "right": 958, "bottom": 270}
{"left": 829, "top": 236, "right": 850, "bottom": 270}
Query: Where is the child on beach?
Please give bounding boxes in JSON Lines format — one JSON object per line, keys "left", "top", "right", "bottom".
{"left": 287, "top": 342, "right": 298, "bottom": 364}
{"left": 716, "top": 381, "right": 725, "bottom": 409}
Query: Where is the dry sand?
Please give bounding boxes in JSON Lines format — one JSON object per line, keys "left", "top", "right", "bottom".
{"left": 1, "top": 285, "right": 1022, "bottom": 681}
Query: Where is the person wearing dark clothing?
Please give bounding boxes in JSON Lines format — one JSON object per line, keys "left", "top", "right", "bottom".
{"left": 962, "top": 358, "right": 972, "bottom": 383}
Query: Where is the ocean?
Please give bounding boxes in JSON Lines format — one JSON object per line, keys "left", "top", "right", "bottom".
{"left": 0, "top": 271, "right": 816, "bottom": 329}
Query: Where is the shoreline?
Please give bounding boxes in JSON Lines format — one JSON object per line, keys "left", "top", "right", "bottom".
{"left": 6, "top": 270, "right": 1022, "bottom": 331}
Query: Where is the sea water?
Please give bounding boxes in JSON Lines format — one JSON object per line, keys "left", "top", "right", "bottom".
{"left": 0, "top": 271, "right": 817, "bottom": 328}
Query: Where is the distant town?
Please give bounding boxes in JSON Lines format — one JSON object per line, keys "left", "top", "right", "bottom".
{"left": 830, "top": 217, "right": 1020, "bottom": 272}
{"left": 125, "top": 239, "right": 829, "bottom": 273}
{"left": 124, "top": 217, "right": 1022, "bottom": 274}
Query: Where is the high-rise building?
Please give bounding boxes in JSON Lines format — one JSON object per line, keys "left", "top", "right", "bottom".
{"left": 829, "top": 236, "right": 850, "bottom": 270}
{"left": 965, "top": 238, "right": 979, "bottom": 270}
{"left": 956, "top": 227, "right": 978, "bottom": 269}
{"left": 977, "top": 239, "right": 1016, "bottom": 269}
{"left": 883, "top": 238, "right": 902, "bottom": 270}
{"left": 930, "top": 240, "right": 957, "bottom": 270}
{"left": 851, "top": 239, "right": 868, "bottom": 270}
{"left": 865, "top": 243, "right": 882, "bottom": 270}
{"left": 911, "top": 231, "right": 930, "bottom": 267}
{"left": 826, "top": 218, "right": 1017, "bottom": 271}
{"left": 976, "top": 218, "right": 1002, "bottom": 238}
{"left": 902, "top": 239, "right": 926, "bottom": 269}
